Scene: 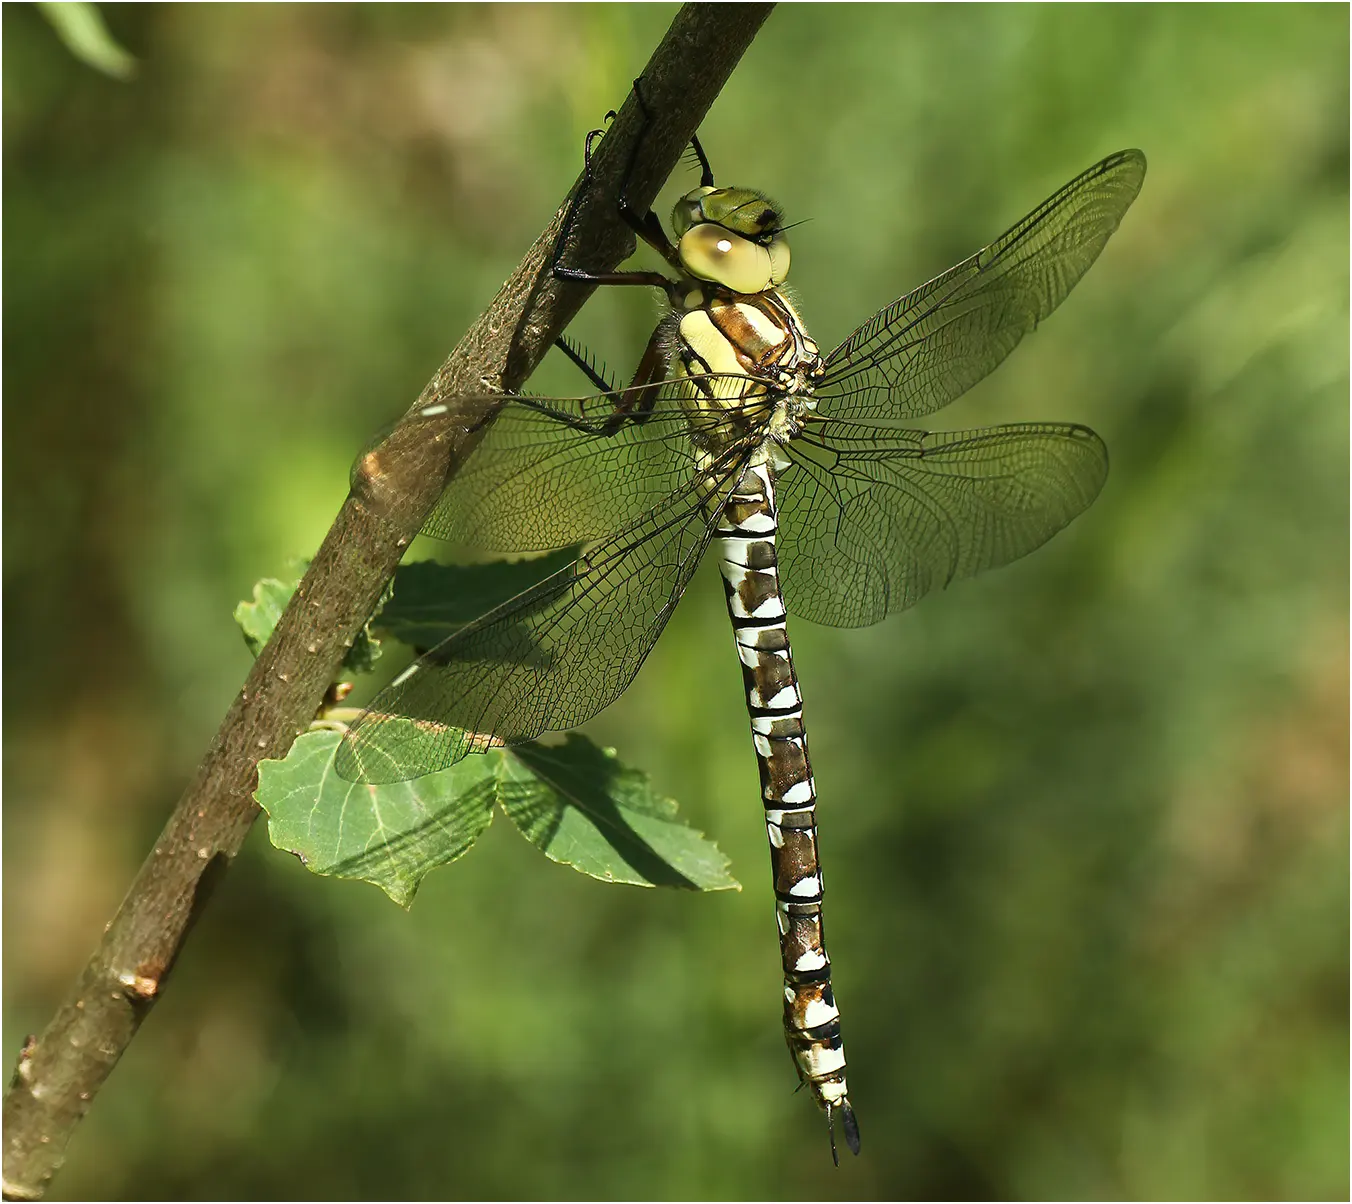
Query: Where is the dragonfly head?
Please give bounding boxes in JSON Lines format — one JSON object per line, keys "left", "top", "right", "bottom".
{"left": 671, "top": 185, "right": 790, "bottom": 294}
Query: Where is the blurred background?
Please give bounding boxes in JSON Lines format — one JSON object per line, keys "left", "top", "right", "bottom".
{"left": 4, "top": 4, "right": 1346, "bottom": 1199}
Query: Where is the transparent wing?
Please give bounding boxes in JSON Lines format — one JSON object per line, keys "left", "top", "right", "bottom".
{"left": 816, "top": 150, "right": 1145, "bottom": 422}
{"left": 413, "top": 375, "right": 769, "bottom": 551}
{"left": 335, "top": 450, "right": 747, "bottom": 784}
{"left": 776, "top": 421, "right": 1108, "bottom": 628}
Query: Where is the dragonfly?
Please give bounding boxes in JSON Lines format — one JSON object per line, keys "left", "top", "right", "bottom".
{"left": 336, "top": 94, "right": 1145, "bottom": 1161}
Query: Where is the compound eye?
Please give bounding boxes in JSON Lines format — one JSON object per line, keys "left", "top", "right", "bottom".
{"left": 766, "top": 235, "right": 790, "bottom": 285}
{"left": 678, "top": 223, "right": 772, "bottom": 294}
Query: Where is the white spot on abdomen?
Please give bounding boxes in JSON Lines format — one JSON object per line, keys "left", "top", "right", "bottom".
{"left": 719, "top": 535, "right": 774, "bottom": 566}
{"left": 803, "top": 996, "right": 841, "bottom": 1028}
{"left": 727, "top": 590, "right": 785, "bottom": 621}
{"left": 798, "top": 1045, "right": 847, "bottom": 1076}
{"left": 731, "top": 509, "right": 776, "bottom": 534}
{"left": 717, "top": 560, "right": 749, "bottom": 589}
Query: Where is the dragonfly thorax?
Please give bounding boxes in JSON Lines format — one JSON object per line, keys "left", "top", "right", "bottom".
{"left": 678, "top": 284, "right": 821, "bottom": 392}
{"left": 674, "top": 286, "right": 824, "bottom": 463}
{"left": 672, "top": 185, "right": 791, "bottom": 295}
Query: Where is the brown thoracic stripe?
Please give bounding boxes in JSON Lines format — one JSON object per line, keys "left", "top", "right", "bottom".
{"left": 714, "top": 454, "right": 854, "bottom": 1138}
{"left": 706, "top": 291, "right": 819, "bottom": 377}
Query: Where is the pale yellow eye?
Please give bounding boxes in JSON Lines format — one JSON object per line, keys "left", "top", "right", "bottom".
{"left": 766, "top": 237, "right": 790, "bottom": 285}
{"left": 678, "top": 223, "right": 774, "bottom": 294}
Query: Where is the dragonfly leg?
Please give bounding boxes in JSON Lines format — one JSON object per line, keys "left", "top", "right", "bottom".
{"left": 553, "top": 334, "right": 617, "bottom": 394}
{"left": 622, "top": 77, "right": 718, "bottom": 227}
{"left": 610, "top": 324, "right": 667, "bottom": 428}
{"left": 550, "top": 324, "right": 666, "bottom": 435}
{"left": 554, "top": 75, "right": 722, "bottom": 289}
{"left": 552, "top": 83, "right": 672, "bottom": 289}
{"left": 686, "top": 126, "right": 715, "bottom": 188}
{"left": 612, "top": 78, "right": 681, "bottom": 263}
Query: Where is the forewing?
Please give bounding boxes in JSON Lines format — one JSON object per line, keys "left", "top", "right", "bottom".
{"left": 413, "top": 377, "right": 757, "bottom": 551}
{"left": 816, "top": 150, "right": 1145, "bottom": 422}
{"left": 776, "top": 422, "right": 1108, "bottom": 628}
{"left": 335, "top": 459, "right": 743, "bottom": 784}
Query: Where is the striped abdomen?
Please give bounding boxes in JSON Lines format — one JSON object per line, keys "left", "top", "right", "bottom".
{"left": 715, "top": 453, "right": 860, "bottom": 1159}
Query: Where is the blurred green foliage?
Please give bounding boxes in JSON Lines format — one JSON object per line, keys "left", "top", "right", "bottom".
{"left": 4, "top": 4, "right": 1346, "bottom": 1199}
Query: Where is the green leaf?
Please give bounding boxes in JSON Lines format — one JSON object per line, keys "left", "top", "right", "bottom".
{"left": 343, "top": 616, "right": 383, "bottom": 677}
{"left": 234, "top": 578, "right": 294, "bottom": 658}
{"left": 258, "top": 729, "right": 497, "bottom": 908}
{"left": 256, "top": 729, "right": 738, "bottom": 905}
{"left": 377, "top": 550, "right": 578, "bottom": 651}
{"left": 38, "top": 3, "right": 136, "bottom": 80}
{"left": 503, "top": 737, "right": 739, "bottom": 890}
{"left": 235, "top": 571, "right": 381, "bottom": 675}
{"left": 237, "top": 552, "right": 575, "bottom": 675}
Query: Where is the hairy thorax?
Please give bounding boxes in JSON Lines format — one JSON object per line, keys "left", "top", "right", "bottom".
{"left": 673, "top": 284, "right": 825, "bottom": 465}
